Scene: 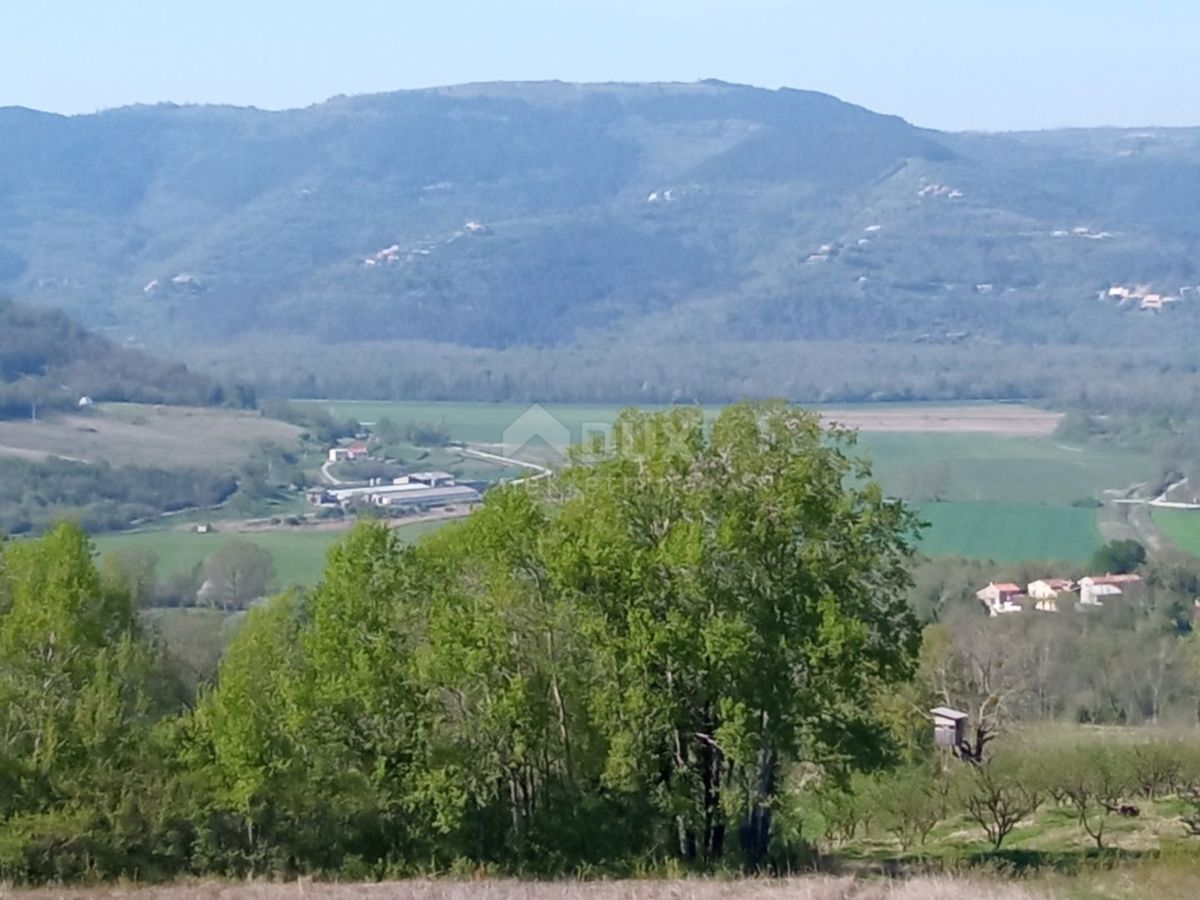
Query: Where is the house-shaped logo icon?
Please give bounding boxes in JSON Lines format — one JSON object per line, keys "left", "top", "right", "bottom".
{"left": 502, "top": 404, "right": 572, "bottom": 463}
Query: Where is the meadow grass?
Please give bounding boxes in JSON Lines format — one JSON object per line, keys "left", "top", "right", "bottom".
{"left": 0, "top": 404, "right": 303, "bottom": 468}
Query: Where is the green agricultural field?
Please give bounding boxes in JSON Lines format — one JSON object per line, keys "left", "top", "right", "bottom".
{"left": 1152, "top": 508, "right": 1200, "bottom": 557}
{"left": 299, "top": 400, "right": 1147, "bottom": 505}
{"left": 296, "top": 400, "right": 1149, "bottom": 563}
{"left": 915, "top": 501, "right": 1102, "bottom": 562}
{"left": 93, "top": 520, "right": 449, "bottom": 588}
{"left": 858, "top": 432, "right": 1148, "bottom": 506}
{"left": 300, "top": 399, "right": 690, "bottom": 445}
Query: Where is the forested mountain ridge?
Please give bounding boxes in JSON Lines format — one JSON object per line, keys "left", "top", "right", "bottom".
{"left": 0, "top": 300, "right": 244, "bottom": 418}
{"left": 3, "top": 80, "right": 1200, "bottom": 364}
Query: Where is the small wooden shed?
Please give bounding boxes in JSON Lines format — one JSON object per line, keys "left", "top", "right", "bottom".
{"left": 930, "top": 707, "right": 968, "bottom": 748}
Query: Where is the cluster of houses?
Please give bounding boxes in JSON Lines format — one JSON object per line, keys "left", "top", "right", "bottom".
{"left": 917, "top": 183, "right": 964, "bottom": 199}
{"left": 1103, "top": 284, "right": 1191, "bottom": 312}
{"left": 363, "top": 221, "right": 489, "bottom": 268}
{"left": 976, "top": 573, "right": 1142, "bottom": 616}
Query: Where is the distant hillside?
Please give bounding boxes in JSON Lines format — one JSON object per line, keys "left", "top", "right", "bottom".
{"left": 0, "top": 300, "right": 245, "bottom": 419}
{"left": 2, "top": 80, "right": 1200, "bottom": 399}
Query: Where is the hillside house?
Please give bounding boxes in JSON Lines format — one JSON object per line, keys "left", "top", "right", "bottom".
{"left": 1028, "top": 578, "right": 1075, "bottom": 611}
{"left": 976, "top": 582, "right": 1024, "bottom": 616}
{"left": 1079, "top": 573, "right": 1142, "bottom": 607}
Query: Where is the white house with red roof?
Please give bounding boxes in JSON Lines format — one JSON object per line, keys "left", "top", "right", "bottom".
{"left": 1079, "top": 573, "right": 1141, "bottom": 607}
{"left": 976, "top": 582, "right": 1025, "bottom": 616}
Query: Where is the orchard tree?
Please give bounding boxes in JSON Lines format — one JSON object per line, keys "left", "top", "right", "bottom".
{"left": 1062, "top": 743, "right": 1134, "bottom": 849}
{"left": 960, "top": 751, "right": 1042, "bottom": 850}
{"left": 873, "top": 766, "right": 944, "bottom": 851}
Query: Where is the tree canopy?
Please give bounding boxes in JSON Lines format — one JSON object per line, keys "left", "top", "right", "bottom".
{"left": 0, "top": 403, "right": 924, "bottom": 879}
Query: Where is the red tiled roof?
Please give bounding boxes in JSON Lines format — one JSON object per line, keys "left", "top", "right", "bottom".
{"left": 1089, "top": 573, "right": 1142, "bottom": 586}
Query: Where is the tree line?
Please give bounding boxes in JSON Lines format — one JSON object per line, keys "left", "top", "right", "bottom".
{"left": 0, "top": 456, "right": 238, "bottom": 535}
{"left": 203, "top": 335, "right": 1200, "bottom": 418}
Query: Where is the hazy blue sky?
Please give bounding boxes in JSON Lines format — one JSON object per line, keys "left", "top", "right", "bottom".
{"left": 3, "top": 0, "right": 1197, "bottom": 131}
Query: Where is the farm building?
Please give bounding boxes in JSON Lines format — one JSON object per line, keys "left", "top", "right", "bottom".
{"left": 319, "top": 475, "right": 480, "bottom": 510}
{"left": 396, "top": 471, "right": 456, "bottom": 487}
{"left": 976, "top": 582, "right": 1024, "bottom": 616}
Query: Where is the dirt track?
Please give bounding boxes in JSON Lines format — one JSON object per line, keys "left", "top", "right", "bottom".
{"left": 821, "top": 405, "right": 1061, "bottom": 436}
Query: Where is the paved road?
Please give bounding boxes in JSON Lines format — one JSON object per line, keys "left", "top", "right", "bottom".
{"left": 320, "top": 459, "right": 344, "bottom": 485}
{"left": 1101, "top": 481, "right": 1181, "bottom": 559}
{"left": 461, "top": 446, "right": 551, "bottom": 485}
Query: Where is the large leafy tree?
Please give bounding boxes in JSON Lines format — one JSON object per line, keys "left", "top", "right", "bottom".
{"left": 543, "top": 402, "right": 921, "bottom": 866}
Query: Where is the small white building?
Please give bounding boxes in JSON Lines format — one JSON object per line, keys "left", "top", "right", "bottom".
{"left": 931, "top": 707, "right": 969, "bottom": 748}
{"left": 328, "top": 442, "right": 370, "bottom": 463}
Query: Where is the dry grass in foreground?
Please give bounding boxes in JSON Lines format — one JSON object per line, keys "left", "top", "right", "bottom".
{"left": 0, "top": 877, "right": 1050, "bottom": 900}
